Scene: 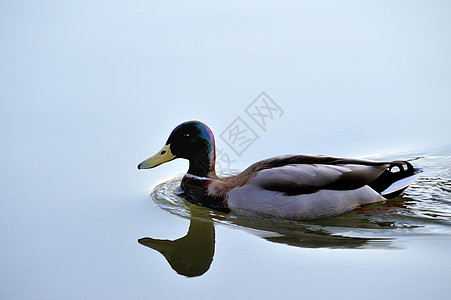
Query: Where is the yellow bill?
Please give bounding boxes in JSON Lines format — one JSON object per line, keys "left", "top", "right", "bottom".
{"left": 138, "top": 144, "right": 175, "bottom": 169}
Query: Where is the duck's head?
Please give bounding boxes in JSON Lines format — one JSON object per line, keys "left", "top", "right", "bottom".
{"left": 138, "top": 121, "right": 217, "bottom": 178}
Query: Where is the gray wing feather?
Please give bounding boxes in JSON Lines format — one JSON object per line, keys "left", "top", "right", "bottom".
{"left": 251, "top": 163, "right": 388, "bottom": 194}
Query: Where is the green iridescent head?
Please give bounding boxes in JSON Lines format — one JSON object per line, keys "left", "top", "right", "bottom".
{"left": 138, "top": 121, "right": 216, "bottom": 177}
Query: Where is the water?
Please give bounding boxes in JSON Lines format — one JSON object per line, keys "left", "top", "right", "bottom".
{"left": 4, "top": 147, "right": 450, "bottom": 300}
{"left": 2, "top": 1, "right": 451, "bottom": 299}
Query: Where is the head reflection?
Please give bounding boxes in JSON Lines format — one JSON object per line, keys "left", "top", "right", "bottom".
{"left": 138, "top": 208, "right": 215, "bottom": 278}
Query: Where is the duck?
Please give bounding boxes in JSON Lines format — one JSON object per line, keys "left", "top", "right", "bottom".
{"left": 138, "top": 121, "right": 422, "bottom": 220}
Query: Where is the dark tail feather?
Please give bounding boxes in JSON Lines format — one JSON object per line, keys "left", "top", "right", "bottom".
{"left": 369, "top": 161, "right": 422, "bottom": 199}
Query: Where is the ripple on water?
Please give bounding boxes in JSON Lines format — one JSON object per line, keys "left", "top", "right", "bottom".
{"left": 149, "top": 150, "right": 451, "bottom": 249}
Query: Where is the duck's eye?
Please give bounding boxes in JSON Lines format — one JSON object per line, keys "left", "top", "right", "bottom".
{"left": 184, "top": 133, "right": 190, "bottom": 137}
{"left": 160, "top": 150, "right": 166, "bottom": 155}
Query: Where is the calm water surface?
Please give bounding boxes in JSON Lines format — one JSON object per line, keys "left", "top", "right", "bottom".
{"left": 2, "top": 1, "right": 451, "bottom": 299}
{"left": 137, "top": 147, "right": 451, "bottom": 297}
{"left": 1, "top": 146, "right": 450, "bottom": 300}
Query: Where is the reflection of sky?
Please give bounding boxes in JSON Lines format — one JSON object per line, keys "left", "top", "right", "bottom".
{"left": 1, "top": 1, "right": 451, "bottom": 299}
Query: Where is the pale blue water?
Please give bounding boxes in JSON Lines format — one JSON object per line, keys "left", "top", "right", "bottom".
{"left": 1, "top": 1, "right": 451, "bottom": 299}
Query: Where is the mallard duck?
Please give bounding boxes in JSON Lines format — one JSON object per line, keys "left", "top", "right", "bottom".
{"left": 138, "top": 121, "right": 422, "bottom": 220}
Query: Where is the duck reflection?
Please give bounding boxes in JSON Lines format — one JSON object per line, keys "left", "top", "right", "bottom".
{"left": 138, "top": 208, "right": 214, "bottom": 277}
{"left": 219, "top": 208, "right": 395, "bottom": 249}
{"left": 139, "top": 198, "right": 401, "bottom": 277}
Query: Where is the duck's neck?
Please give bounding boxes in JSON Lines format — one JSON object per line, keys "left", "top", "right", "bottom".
{"left": 187, "top": 148, "right": 217, "bottom": 179}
